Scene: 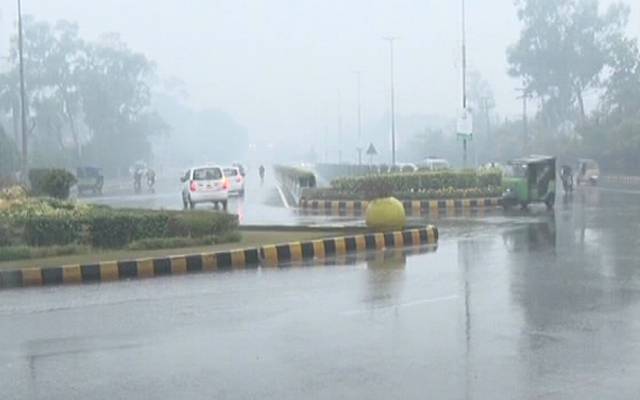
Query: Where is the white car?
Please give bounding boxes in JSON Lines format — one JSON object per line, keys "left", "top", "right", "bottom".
{"left": 223, "top": 166, "right": 245, "bottom": 196}
{"left": 417, "top": 157, "right": 450, "bottom": 171}
{"left": 180, "top": 165, "right": 229, "bottom": 210}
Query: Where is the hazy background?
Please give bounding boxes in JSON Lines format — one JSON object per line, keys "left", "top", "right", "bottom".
{"left": 0, "top": 0, "right": 638, "bottom": 165}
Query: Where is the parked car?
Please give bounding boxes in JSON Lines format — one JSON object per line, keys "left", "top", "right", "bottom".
{"left": 417, "top": 157, "right": 450, "bottom": 171}
{"left": 76, "top": 166, "right": 104, "bottom": 196}
{"left": 180, "top": 165, "right": 229, "bottom": 210}
{"left": 397, "top": 163, "right": 418, "bottom": 173}
{"left": 224, "top": 166, "right": 245, "bottom": 196}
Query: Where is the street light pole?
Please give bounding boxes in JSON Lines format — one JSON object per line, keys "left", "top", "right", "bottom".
{"left": 354, "top": 70, "right": 363, "bottom": 165}
{"left": 17, "top": 0, "right": 28, "bottom": 180}
{"left": 383, "top": 37, "right": 397, "bottom": 166}
{"left": 461, "top": 0, "right": 468, "bottom": 168}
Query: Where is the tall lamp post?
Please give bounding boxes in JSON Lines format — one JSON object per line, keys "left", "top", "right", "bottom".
{"left": 383, "top": 37, "right": 398, "bottom": 166}
{"left": 456, "top": 0, "right": 472, "bottom": 168}
{"left": 17, "top": 0, "right": 28, "bottom": 180}
{"left": 354, "top": 70, "right": 363, "bottom": 165}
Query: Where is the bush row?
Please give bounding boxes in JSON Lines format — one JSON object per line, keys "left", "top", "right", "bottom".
{"left": 331, "top": 169, "right": 502, "bottom": 193}
{"left": 315, "top": 163, "right": 418, "bottom": 181}
{"left": 29, "top": 169, "right": 77, "bottom": 199}
{"left": 301, "top": 186, "right": 502, "bottom": 201}
{"left": 1, "top": 208, "right": 238, "bottom": 248}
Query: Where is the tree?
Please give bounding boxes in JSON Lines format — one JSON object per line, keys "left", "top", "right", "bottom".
{"left": 80, "top": 33, "right": 167, "bottom": 172}
{"left": 0, "top": 16, "right": 167, "bottom": 174}
{"left": 508, "top": 0, "right": 630, "bottom": 126}
{"left": 601, "top": 36, "right": 640, "bottom": 116}
{"left": 0, "top": 125, "right": 19, "bottom": 177}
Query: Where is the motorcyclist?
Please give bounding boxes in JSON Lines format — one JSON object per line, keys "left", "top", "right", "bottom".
{"left": 560, "top": 165, "right": 573, "bottom": 193}
{"left": 146, "top": 168, "right": 156, "bottom": 192}
{"left": 259, "top": 165, "right": 265, "bottom": 185}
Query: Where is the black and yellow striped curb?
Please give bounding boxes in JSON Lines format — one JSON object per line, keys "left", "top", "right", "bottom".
{"left": 299, "top": 198, "right": 502, "bottom": 215}
{"left": 260, "top": 226, "right": 437, "bottom": 266}
{"left": 0, "top": 226, "right": 438, "bottom": 289}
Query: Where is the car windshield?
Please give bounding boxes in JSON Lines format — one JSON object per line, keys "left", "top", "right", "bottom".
{"left": 193, "top": 168, "right": 222, "bottom": 180}
{"left": 224, "top": 168, "right": 238, "bottom": 177}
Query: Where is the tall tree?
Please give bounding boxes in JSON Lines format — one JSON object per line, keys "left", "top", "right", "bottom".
{"left": 508, "top": 0, "right": 630, "bottom": 126}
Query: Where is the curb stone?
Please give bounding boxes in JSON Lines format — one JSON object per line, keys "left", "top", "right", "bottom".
{"left": 0, "top": 226, "right": 438, "bottom": 289}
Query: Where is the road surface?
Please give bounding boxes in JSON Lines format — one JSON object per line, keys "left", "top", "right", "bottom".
{"left": 80, "top": 170, "right": 362, "bottom": 227}
{"left": 2, "top": 187, "right": 640, "bottom": 399}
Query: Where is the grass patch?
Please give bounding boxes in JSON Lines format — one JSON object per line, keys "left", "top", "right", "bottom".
{"left": 0, "top": 244, "right": 89, "bottom": 262}
{"left": 0, "top": 230, "right": 341, "bottom": 270}
{"left": 127, "top": 231, "right": 242, "bottom": 250}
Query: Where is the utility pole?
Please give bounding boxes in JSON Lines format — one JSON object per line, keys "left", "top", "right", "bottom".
{"left": 516, "top": 84, "right": 529, "bottom": 153}
{"left": 383, "top": 37, "right": 398, "bottom": 166}
{"left": 17, "top": 0, "right": 28, "bottom": 180}
{"left": 480, "top": 96, "right": 494, "bottom": 160}
{"left": 354, "top": 70, "right": 363, "bottom": 165}
{"left": 457, "top": 0, "right": 472, "bottom": 169}
{"left": 337, "top": 90, "right": 343, "bottom": 164}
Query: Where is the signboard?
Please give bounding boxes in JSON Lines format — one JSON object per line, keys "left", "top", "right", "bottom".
{"left": 456, "top": 108, "right": 473, "bottom": 140}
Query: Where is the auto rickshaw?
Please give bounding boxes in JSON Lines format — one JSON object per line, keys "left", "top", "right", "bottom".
{"left": 502, "top": 155, "right": 556, "bottom": 210}
{"left": 576, "top": 158, "right": 600, "bottom": 186}
{"left": 76, "top": 166, "right": 104, "bottom": 196}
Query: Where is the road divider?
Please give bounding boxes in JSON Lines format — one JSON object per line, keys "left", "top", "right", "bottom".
{"left": 604, "top": 175, "right": 640, "bottom": 185}
{"left": 0, "top": 226, "right": 438, "bottom": 289}
{"left": 299, "top": 198, "right": 502, "bottom": 216}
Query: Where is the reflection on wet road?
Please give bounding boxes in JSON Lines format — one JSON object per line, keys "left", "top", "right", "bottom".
{"left": 2, "top": 187, "right": 640, "bottom": 399}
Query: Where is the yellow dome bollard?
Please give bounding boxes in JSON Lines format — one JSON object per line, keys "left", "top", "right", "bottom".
{"left": 365, "top": 197, "right": 406, "bottom": 231}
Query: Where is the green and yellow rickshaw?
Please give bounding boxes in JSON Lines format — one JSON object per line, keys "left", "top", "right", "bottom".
{"left": 502, "top": 155, "right": 556, "bottom": 210}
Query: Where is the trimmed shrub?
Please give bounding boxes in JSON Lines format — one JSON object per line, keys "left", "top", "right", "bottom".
{"left": 331, "top": 169, "right": 502, "bottom": 193}
{"left": 85, "top": 211, "right": 170, "bottom": 248}
{"left": 22, "top": 214, "right": 83, "bottom": 246}
{"left": 166, "top": 211, "right": 238, "bottom": 238}
{"left": 85, "top": 209, "right": 238, "bottom": 248}
{"left": 29, "top": 169, "right": 77, "bottom": 199}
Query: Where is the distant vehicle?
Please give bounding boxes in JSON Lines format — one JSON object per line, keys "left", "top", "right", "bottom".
{"left": 502, "top": 155, "right": 556, "bottom": 210}
{"left": 180, "top": 165, "right": 229, "bottom": 210}
{"left": 395, "top": 163, "right": 418, "bottom": 173}
{"left": 224, "top": 166, "right": 245, "bottom": 196}
{"left": 232, "top": 162, "right": 246, "bottom": 177}
{"left": 417, "top": 157, "right": 450, "bottom": 171}
{"left": 576, "top": 159, "right": 600, "bottom": 186}
{"left": 76, "top": 167, "right": 104, "bottom": 196}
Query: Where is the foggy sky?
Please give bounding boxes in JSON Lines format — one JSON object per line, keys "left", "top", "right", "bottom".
{"left": 1, "top": 0, "right": 638, "bottom": 149}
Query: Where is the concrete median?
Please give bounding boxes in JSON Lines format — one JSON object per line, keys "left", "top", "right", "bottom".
{"left": 299, "top": 198, "right": 502, "bottom": 216}
{"left": 0, "top": 226, "right": 438, "bottom": 289}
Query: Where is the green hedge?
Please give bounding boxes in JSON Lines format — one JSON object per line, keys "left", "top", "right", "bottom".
{"left": 302, "top": 186, "right": 502, "bottom": 201}
{"left": 29, "top": 169, "right": 77, "bottom": 199}
{"left": 23, "top": 214, "right": 83, "bottom": 246}
{"left": 331, "top": 169, "right": 502, "bottom": 193}
{"left": 1, "top": 207, "right": 239, "bottom": 249}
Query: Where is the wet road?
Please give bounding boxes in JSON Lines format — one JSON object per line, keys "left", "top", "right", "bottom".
{"left": 2, "top": 187, "right": 640, "bottom": 399}
{"left": 80, "top": 173, "right": 362, "bottom": 227}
